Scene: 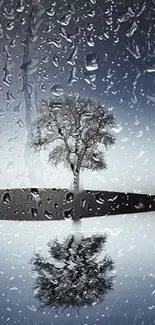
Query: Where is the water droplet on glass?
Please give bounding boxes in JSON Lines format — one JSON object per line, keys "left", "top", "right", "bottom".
{"left": 44, "top": 210, "right": 53, "bottom": 220}
{"left": 2, "top": 192, "right": 11, "bottom": 204}
{"left": 46, "top": 7, "right": 55, "bottom": 17}
{"left": 88, "top": 9, "right": 95, "bottom": 17}
{"left": 85, "top": 52, "right": 98, "bottom": 71}
{"left": 87, "top": 33, "right": 95, "bottom": 47}
{"left": 126, "top": 21, "right": 138, "bottom": 37}
{"left": 87, "top": 23, "right": 94, "bottom": 31}
{"left": 3, "top": 7, "right": 15, "bottom": 20}
{"left": 52, "top": 54, "right": 60, "bottom": 68}
{"left": 16, "top": 118, "right": 25, "bottom": 128}
{"left": 0, "top": 25, "right": 3, "bottom": 38}
{"left": 68, "top": 67, "right": 78, "bottom": 86}
{"left": 118, "top": 7, "right": 135, "bottom": 23}
{"left": 16, "top": 0, "right": 25, "bottom": 12}
{"left": 57, "top": 13, "right": 72, "bottom": 26}
{"left": 0, "top": 109, "right": 4, "bottom": 118}
{"left": 63, "top": 208, "right": 73, "bottom": 220}
{"left": 50, "top": 84, "right": 64, "bottom": 96}
{"left": 112, "top": 125, "right": 123, "bottom": 133}
{"left": 20, "top": 58, "right": 39, "bottom": 75}
{"left": 84, "top": 71, "right": 96, "bottom": 89}
{"left": 30, "top": 188, "right": 40, "bottom": 199}
{"left": 67, "top": 46, "right": 78, "bottom": 65}
{"left": 31, "top": 208, "right": 38, "bottom": 219}
{"left": 13, "top": 102, "right": 23, "bottom": 113}
{"left": 47, "top": 37, "right": 61, "bottom": 48}
{"left": 66, "top": 192, "right": 74, "bottom": 203}
{"left": 7, "top": 161, "right": 14, "bottom": 171}
{"left": 6, "top": 21, "right": 14, "bottom": 31}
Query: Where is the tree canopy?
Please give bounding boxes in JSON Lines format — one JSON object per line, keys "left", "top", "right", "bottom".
{"left": 30, "top": 96, "right": 116, "bottom": 174}
{"left": 30, "top": 234, "right": 116, "bottom": 315}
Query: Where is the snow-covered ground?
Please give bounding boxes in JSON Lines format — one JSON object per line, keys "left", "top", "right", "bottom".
{"left": 0, "top": 212, "right": 155, "bottom": 324}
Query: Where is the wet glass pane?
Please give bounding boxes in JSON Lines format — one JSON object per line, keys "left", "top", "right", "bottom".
{"left": 0, "top": 0, "right": 155, "bottom": 323}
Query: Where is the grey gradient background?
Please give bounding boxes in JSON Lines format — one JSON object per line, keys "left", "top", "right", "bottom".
{"left": 0, "top": 0, "right": 154, "bottom": 193}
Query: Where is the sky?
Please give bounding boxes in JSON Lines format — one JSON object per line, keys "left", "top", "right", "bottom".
{"left": 0, "top": 0, "right": 155, "bottom": 194}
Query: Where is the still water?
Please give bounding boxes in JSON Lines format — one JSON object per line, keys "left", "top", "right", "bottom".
{"left": 0, "top": 212, "right": 155, "bottom": 325}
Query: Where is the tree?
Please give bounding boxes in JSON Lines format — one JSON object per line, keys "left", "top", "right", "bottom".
{"left": 30, "top": 234, "right": 116, "bottom": 315}
{"left": 30, "top": 96, "right": 116, "bottom": 192}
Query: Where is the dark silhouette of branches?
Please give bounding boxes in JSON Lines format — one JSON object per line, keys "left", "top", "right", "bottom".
{"left": 30, "top": 234, "right": 116, "bottom": 315}
{"left": 30, "top": 96, "right": 116, "bottom": 191}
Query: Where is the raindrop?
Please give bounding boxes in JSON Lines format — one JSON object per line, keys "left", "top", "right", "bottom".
{"left": 44, "top": 210, "right": 53, "bottom": 220}
{"left": 146, "top": 65, "right": 155, "bottom": 73}
{"left": 126, "top": 21, "right": 138, "bottom": 37}
{"left": 63, "top": 208, "right": 73, "bottom": 220}
{"left": 146, "top": 95, "right": 155, "bottom": 103}
{"left": 136, "top": 3, "right": 146, "bottom": 17}
{"left": 0, "top": 109, "right": 4, "bottom": 118}
{"left": 50, "top": 84, "right": 64, "bottom": 96}
{"left": 6, "top": 90, "right": 15, "bottom": 104}
{"left": 85, "top": 52, "right": 98, "bottom": 71}
{"left": 126, "top": 40, "right": 140, "bottom": 59}
{"left": 88, "top": 9, "right": 95, "bottom": 17}
{"left": 8, "top": 135, "right": 19, "bottom": 143}
{"left": 46, "top": 23, "right": 53, "bottom": 33}
{"left": 3, "top": 61, "right": 12, "bottom": 86}
{"left": 27, "top": 305, "right": 37, "bottom": 312}
{"left": 46, "top": 7, "right": 55, "bottom": 17}
{"left": 68, "top": 67, "right": 78, "bottom": 86}
{"left": 81, "top": 198, "right": 86, "bottom": 208}
{"left": 2, "top": 192, "right": 11, "bottom": 204}
{"left": 10, "top": 39, "right": 16, "bottom": 47}
{"left": 95, "top": 193, "right": 105, "bottom": 204}
{"left": 3, "top": 7, "right": 15, "bottom": 20}
{"left": 20, "top": 58, "right": 39, "bottom": 75}
{"left": 7, "top": 161, "right": 14, "bottom": 171}
{"left": 16, "top": 118, "right": 25, "bottom": 128}
{"left": 84, "top": 72, "right": 96, "bottom": 87}
{"left": 20, "top": 17, "right": 26, "bottom": 25}
{"left": 112, "top": 125, "right": 123, "bottom": 133}
{"left": 57, "top": 13, "right": 72, "bottom": 26}
{"left": 6, "top": 21, "right": 14, "bottom": 31}
{"left": 16, "top": 0, "right": 25, "bottom": 12}
{"left": 118, "top": 7, "right": 135, "bottom": 23}
{"left": 47, "top": 37, "right": 61, "bottom": 48}
{"left": 31, "top": 208, "right": 38, "bottom": 219}
{"left": 0, "top": 24, "right": 3, "bottom": 38}
{"left": 66, "top": 192, "right": 74, "bottom": 203}
{"left": 41, "top": 84, "right": 46, "bottom": 92}
{"left": 66, "top": 45, "right": 78, "bottom": 65}
{"left": 87, "top": 33, "right": 95, "bottom": 47}
{"left": 52, "top": 54, "right": 60, "bottom": 68}
{"left": 8, "top": 147, "right": 14, "bottom": 153}
{"left": 53, "top": 202, "right": 59, "bottom": 208}
{"left": 13, "top": 103, "right": 23, "bottom": 113}
{"left": 87, "top": 23, "right": 94, "bottom": 31}
{"left": 30, "top": 188, "right": 40, "bottom": 199}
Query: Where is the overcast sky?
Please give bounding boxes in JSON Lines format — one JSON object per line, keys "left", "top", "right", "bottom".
{"left": 0, "top": 0, "right": 155, "bottom": 194}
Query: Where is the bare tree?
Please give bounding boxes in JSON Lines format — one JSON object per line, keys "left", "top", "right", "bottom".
{"left": 30, "top": 96, "right": 116, "bottom": 192}
{"left": 30, "top": 234, "right": 116, "bottom": 315}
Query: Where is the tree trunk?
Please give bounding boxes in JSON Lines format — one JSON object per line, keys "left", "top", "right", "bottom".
{"left": 72, "top": 171, "right": 80, "bottom": 221}
{"left": 73, "top": 172, "right": 80, "bottom": 192}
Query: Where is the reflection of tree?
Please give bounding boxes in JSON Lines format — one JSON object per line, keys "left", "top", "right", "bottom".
{"left": 30, "top": 234, "right": 116, "bottom": 314}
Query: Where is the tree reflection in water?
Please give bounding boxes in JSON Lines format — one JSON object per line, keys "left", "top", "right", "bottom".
{"left": 30, "top": 234, "right": 116, "bottom": 315}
